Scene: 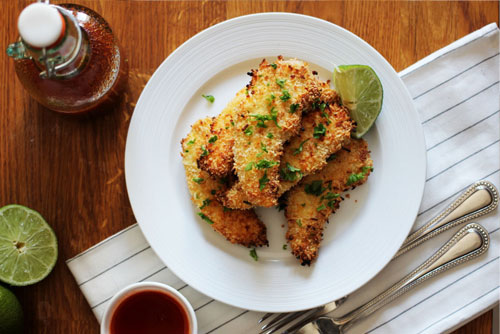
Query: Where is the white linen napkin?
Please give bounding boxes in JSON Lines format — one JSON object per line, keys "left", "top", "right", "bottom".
{"left": 67, "top": 23, "right": 499, "bottom": 334}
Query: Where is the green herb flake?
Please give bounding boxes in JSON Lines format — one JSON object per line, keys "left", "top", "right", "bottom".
{"left": 270, "top": 107, "right": 280, "bottom": 128}
{"left": 208, "top": 136, "right": 218, "bottom": 143}
{"left": 244, "top": 126, "right": 254, "bottom": 136}
{"left": 313, "top": 123, "right": 326, "bottom": 138}
{"left": 267, "top": 133, "right": 274, "bottom": 139}
{"left": 319, "top": 103, "right": 327, "bottom": 112}
{"left": 259, "top": 172, "right": 269, "bottom": 191}
{"left": 289, "top": 103, "right": 300, "bottom": 114}
{"left": 210, "top": 189, "right": 217, "bottom": 195}
{"left": 280, "top": 163, "right": 302, "bottom": 182}
{"left": 276, "top": 78, "right": 286, "bottom": 88}
{"left": 304, "top": 180, "right": 326, "bottom": 196}
{"left": 256, "top": 159, "right": 279, "bottom": 169}
{"left": 231, "top": 120, "right": 235, "bottom": 127}
{"left": 282, "top": 244, "right": 288, "bottom": 250}
{"left": 187, "top": 139, "right": 196, "bottom": 145}
{"left": 293, "top": 139, "right": 310, "bottom": 155}
{"left": 202, "top": 94, "right": 215, "bottom": 103}
{"left": 261, "top": 143, "right": 268, "bottom": 153}
{"left": 192, "top": 177, "right": 204, "bottom": 184}
{"left": 296, "top": 219, "right": 302, "bottom": 227}
{"left": 256, "top": 152, "right": 263, "bottom": 158}
{"left": 316, "top": 204, "right": 326, "bottom": 212}
{"left": 245, "top": 162, "right": 255, "bottom": 171}
{"left": 280, "top": 89, "right": 291, "bottom": 102}
{"left": 270, "top": 63, "right": 277, "bottom": 69}
{"left": 250, "top": 248, "right": 259, "bottom": 261}
{"left": 197, "top": 212, "right": 214, "bottom": 224}
{"left": 185, "top": 150, "right": 189, "bottom": 153}
{"left": 346, "top": 166, "right": 373, "bottom": 186}
{"left": 200, "top": 145, "right": 209, "bottom": 157}
{"left": 200, "top": 199, "right": 212, "bottom": 209}
{"left": 223, "top": 206, "right": 232, "bottom": 212}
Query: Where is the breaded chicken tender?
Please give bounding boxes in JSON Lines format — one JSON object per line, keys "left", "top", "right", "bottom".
{"left": 284, "top": 139, "right": 373, "bottom": 265}
{"left": 222, "top": 57, "right": 323, "bottom": 208}
{"left": 198, "top": 88, "right": 246, "bottom": 177}
{"left": 181, "top": 118, "right": 268, "bottom": 247}
{"left": 278, "top": 89, "right": 353, "bottom": 195}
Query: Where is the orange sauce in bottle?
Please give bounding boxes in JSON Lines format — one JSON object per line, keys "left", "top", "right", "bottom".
{"left": 12, "top": 4, "right": 127, "bottom": 114}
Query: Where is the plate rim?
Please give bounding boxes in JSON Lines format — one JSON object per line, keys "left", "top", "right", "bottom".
{"left": 125, "top": 12, "right": 427, "bottom": 312}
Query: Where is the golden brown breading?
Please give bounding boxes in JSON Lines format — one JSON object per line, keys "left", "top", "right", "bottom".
{"left": 222, "top": 57, "right": 323, "bottom": 208}
{"left": 181, "top": 118, "right": 268, "bottom": 247}
{"left": 198, "top": 88, "right": 246, "bottom": 177}
{"left": 278, "top": 91, "right": 353, "bottom": 195}
{"left": 284, "top": 139, "right": 373, "bottom": 265}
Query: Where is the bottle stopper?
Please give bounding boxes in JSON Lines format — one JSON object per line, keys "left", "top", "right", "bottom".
{"left": 17, "top": 3, "right": 65, "bottom": 49}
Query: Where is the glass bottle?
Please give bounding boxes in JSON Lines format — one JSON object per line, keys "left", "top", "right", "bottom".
{"left": 6, "top": 2, "right": 127, "bottom": 114}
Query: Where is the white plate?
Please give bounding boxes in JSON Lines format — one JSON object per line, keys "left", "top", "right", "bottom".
{"left": 125, "top": 13, "right": 426, "bottom": 312}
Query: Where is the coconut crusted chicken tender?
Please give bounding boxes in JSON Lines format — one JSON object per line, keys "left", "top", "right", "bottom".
{"left": 221, "top": 57, "right": 323, "bottom": 209}
{"left": 278, "top": 89, "right": 353, "bottom": 195}
{"left": 284, "top": 139, "right": 373, "bottom": 265}
{"left": 181, "top": 118, "right": 268, "bottom": 247}
{"left": 198, "top": 88, "right": 246, "bottom": 177}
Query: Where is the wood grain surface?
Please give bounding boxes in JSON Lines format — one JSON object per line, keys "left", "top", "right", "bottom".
{"left": 0, "top": 1, "right": 497, "bottom": 333}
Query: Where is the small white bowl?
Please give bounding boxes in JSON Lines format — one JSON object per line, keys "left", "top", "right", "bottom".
{"left": 100, "top": 282, "right": 197, "bottom": 334}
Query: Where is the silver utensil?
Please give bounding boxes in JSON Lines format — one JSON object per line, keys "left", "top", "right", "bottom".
{"left": 292, "top": 222, "right": 490, "bottom": 334}
{"left": 258, "top": 180, "right": 498, "bottom": 333}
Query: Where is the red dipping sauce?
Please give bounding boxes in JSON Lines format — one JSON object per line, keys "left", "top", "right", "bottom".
{"left": 110, "top": 290, "right": 190, "bottom": 334}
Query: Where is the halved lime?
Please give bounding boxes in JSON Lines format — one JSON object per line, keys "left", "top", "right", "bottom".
{"left": 0, "top": 205, "right": 58, "bottom": 286}
{"left": 333, "top": 65, "right": 383, "bottom": 138}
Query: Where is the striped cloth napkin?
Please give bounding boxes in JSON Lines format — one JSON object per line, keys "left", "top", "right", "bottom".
{"left": 67, "top": 23, "right": 499, "bottom": 333}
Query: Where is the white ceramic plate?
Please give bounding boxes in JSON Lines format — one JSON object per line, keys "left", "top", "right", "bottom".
{"left": 125, "top": 13, "right": 426, "bottom": 312}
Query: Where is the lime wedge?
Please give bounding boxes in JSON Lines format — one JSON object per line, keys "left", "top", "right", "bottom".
{"left": 0, "top": 205, "right": 58, "bottom": 286}
{"left": 333, "top": 65, "right": 383, "bottom": 138}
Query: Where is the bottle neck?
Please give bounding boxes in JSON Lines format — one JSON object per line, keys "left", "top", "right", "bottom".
{"left": 10, "top": 5, "right": 90, "bottom": 79}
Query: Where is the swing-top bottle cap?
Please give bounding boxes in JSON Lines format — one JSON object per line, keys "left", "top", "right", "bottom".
{"left": 18, "top": 3, "right": 65, "bottom": 49}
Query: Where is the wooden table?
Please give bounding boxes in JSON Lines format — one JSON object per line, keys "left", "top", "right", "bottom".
{"left": 0, "top": 1, "right": 497, "bottom": 333}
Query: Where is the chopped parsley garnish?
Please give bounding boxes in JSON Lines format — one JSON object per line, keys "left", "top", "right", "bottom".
{"left": 202, "top": 94, "right": 215, "bottom": 103}
{"left": 187, "top": 139, "right": 195, "bottom": 145}
{"left": 313, "top": 123, "right": 326, "bottom": 138}
{"left": 289, "top": 103, "right": 300, "bottom": 113}
{"left": 256, "top": 152, "right": 263, "bottom": 158}
{"left": 270, "top": 107, "right": 280, "bottom": 127}
{"left": 270, "top": 63, "right": 277, "bottom": 69}
{"left": 261, "top": 143, "right": 268, "bottom": 153}
{"left": 296, "top": 219, "right": 302, "bottom": 227}
{"left": 231, "top": 120, "right": 235, "bottom": 126}
{"left": 322, "top": 192, "right": 340, "bottom": 200}
{"left": 245, "top": 162, "right": 255, "bottom": 171}
{"left": 250, "top": 248, "right": 259, "bottom": 261}
{"left": 208, "top": 135, "right": 218, "bottom": 143}
{"left": 320, "top": 103, "right": 331, "bottom": 123}
{"left": 200, "top": 145, "right": 209, "bottom": 157}
{"left": 197, "top": 212, "right": 214, "bottom": 224}
{"left": 185, "top": 150, "right": 189, "bottom": 153}
{"left": 210, "top": 189, "right": 216, "bottom": 195}
{"left": 251, "top": 114, "right": 271, "bottom": 128}
{"left": 259, "top": 172, "right": 269, "bottom": 190}
{"left": 200, "top": 199, "right": 211, "bottom": 209}
{"left": 316, "top": 204, "right": 326, "bottom": 212}
{"left": 244, "top": 126, "right": 253, "bottom": 136}
{"left": 293, "top": 139, "right": 309, "bottom": 155}
{"left": 256, "top": 159, "right": 279, "bottom": 169}
{"left": 280, "top": 89, "right": 291, "bottom": 101}
{"left": 282, "top": 244, "right": 287, "bottom": 250}
{"left": 276, "top": 78, "right": 286, "bottom": 88}
{"left": 267, "top": 133, "right": 274, "bottom": 139}
{"left": 280, "top": 163, "right": 302, "bottom": 181}
{"left": 267, "top": 93, "right": 276, "bottom": 105}
{"left": 192, "top": 177, "right": 204, "bottom": 184}
{"left": 304, "top": 180, "right": 326, "bottom": 196}
{"left": 346, "top": 166, "right": 373, "bottom": 186}
{"left": 319, "top": 103, "right": 327, "bottom": 112}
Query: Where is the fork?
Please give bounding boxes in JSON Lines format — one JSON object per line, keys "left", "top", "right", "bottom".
{"left": 258, "top": 180, "right": 498, "bottom": 334}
